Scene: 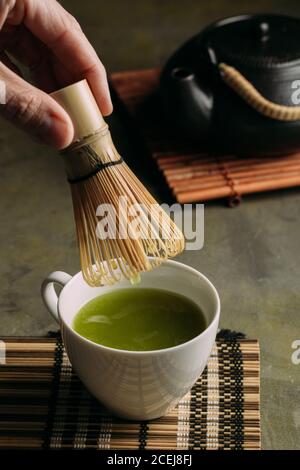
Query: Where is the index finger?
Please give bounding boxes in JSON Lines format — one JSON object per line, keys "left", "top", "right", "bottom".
{"left": 23, "top": 0, "right": 113, "bottom": 115}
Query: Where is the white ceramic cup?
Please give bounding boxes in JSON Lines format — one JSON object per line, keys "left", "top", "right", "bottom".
{"left": 41, "top": 260, "right": 220, "bottom": 420}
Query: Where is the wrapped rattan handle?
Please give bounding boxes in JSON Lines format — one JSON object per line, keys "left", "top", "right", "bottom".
{"left": 219, "top": 63, "right": 300, "bottom": 121}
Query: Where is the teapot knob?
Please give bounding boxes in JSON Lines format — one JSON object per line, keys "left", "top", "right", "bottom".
{"left": 258, "top": 21, "right": 270, "bottom": 41}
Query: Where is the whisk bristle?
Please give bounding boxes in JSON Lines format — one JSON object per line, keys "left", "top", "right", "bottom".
{"left": 70, "top": 151, "right": 185, "bottom": 286}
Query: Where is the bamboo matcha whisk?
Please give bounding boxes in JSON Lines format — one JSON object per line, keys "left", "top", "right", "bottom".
{"left": 51, "top": 80, "right": 185, "bottom": 286}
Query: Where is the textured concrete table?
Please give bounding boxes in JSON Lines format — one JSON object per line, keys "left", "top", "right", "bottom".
{"left": 0, "top": 0, "right": 300, "bottom": 450}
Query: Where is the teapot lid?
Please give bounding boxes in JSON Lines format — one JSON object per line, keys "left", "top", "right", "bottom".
{"left": 207, "top": 14, "right": 300, "bottom": 69}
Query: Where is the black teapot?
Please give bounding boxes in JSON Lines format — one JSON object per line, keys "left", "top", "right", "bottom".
{"left": 160, "top": 14, "right": 300, "bottom": 156}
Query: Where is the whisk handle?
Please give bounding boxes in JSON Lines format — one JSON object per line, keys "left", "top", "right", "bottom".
{"left": 51, "top": 80, "right": 107, "bottom": 142}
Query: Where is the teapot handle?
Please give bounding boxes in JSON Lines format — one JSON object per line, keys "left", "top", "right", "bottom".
{"left": 219, "top": 63, "right": 300, "bottom": 121}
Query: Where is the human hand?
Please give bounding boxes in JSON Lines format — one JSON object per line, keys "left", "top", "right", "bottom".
{"left": 0, "top": 0, "right": 113, "bottom": 148}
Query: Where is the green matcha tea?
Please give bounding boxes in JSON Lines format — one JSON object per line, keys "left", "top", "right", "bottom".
{"left": 73, "top": 288, "right": 206, "bottom": 351}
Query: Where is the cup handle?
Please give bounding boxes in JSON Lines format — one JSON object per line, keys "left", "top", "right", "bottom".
{"left": 41, "top": 271, "right": 72, "bottom": 323}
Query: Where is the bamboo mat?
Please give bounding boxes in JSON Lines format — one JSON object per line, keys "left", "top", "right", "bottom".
{"left": 110, "top": 68, "right": 300, "bottom": 205}
{"left": 0, "top": 333, "right": 260, "bottom": 450}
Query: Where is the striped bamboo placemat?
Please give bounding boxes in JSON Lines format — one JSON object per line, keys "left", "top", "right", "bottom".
{"left": 0, "top": 333, "right": 260, "bottom": 450}
{"left": 110, "top": 68, "right": 300, "bottom": 205}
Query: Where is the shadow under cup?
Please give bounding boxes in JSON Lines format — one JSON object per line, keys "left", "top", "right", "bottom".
{"left": 43, "top": 260, "right": 220, "bottom": 420}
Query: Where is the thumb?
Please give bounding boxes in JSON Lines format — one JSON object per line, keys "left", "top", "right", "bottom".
{"left": 0, "top": 63, "right": 74, "bottom": 149}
